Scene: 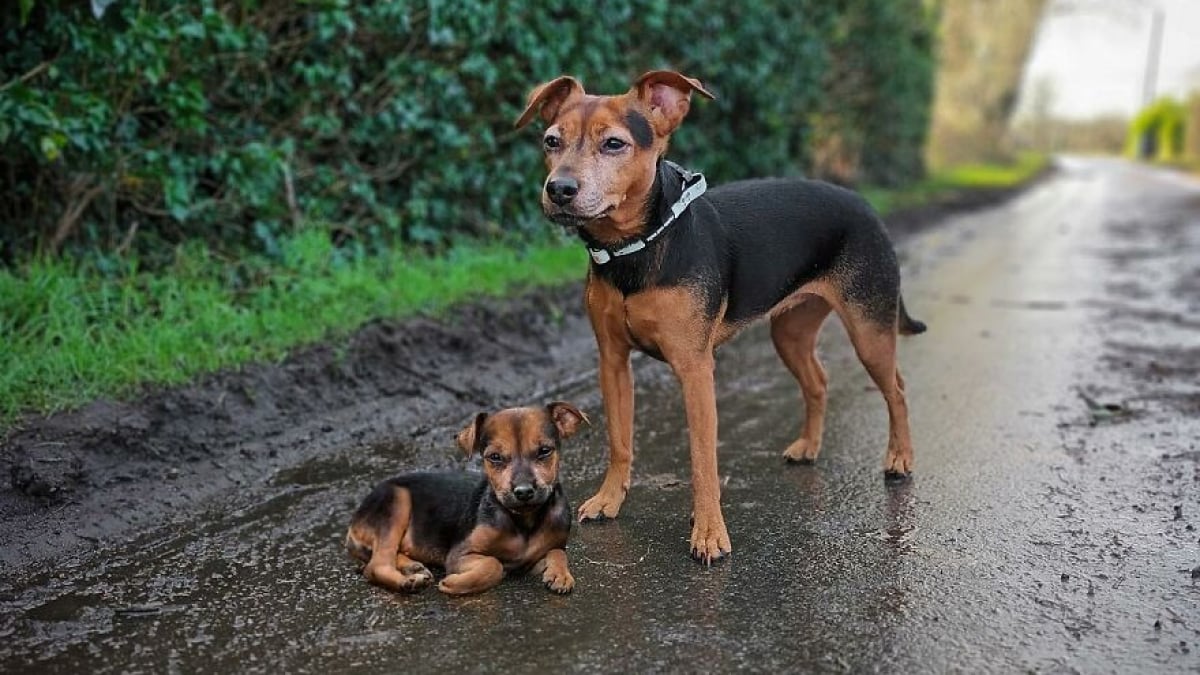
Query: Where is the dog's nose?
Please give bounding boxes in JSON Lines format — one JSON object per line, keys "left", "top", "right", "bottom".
{"left": 513, "top": 484, "right": 535, "bottom": 502}
{"left": 545, "top": 177, "right": 579, "bottom": 206}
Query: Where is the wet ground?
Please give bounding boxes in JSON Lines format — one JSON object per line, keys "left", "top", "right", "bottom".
{"left": 1, "top": 158, "right": 1198, "bottom": 672}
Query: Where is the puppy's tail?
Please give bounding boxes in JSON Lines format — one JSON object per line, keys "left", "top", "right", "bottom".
{"left": 898, "top": 295, "right": 927, "bottom": 336}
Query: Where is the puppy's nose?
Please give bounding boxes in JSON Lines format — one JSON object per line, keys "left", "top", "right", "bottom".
{"left": 545, "top": 177, "right": 579, "bottom": 206}
{"left": 513, "top": 484, "right": 535, "bottom": 502}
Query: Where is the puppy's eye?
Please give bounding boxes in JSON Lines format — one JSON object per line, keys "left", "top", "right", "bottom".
{"left": 485, "top": 452, "right": 506, "bottom": 465}
{"left": 543, "top": 135, "right": 562, "bottom": 151}
{"left": 601, "top": 137, "right": 628, "bottom": 152}
{"left": 536, "top": 445, "right": 554, "bottom": 460}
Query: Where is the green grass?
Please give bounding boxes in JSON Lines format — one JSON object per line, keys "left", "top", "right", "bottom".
{"left": 0, "top": 232, "right": 587, "bottom": 425}
{"left": 1, "top": 153, "right": 1050, "bottom": 427}
{"left": 862, "top": 152, "right": 1049, "bottom": 215}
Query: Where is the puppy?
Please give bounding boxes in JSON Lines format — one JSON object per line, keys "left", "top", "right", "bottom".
{"left": 345, "top": 402, "right": 588, "bottom": 595}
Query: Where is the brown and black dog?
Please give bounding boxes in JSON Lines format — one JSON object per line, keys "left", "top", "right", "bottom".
{"left": 345, "top": 402, "right": 588, "bottom": 595}
{"left": 514, "top": 71, "right": 925, "bottom": 564}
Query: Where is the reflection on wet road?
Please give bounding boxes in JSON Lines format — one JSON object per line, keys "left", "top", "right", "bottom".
{"left": 2, "top": 159, "right": 1198, "bottom": 672}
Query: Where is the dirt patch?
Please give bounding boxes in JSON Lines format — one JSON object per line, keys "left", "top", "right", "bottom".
{"left": 0, "top": 172, "right": 1051, "bottom": 579}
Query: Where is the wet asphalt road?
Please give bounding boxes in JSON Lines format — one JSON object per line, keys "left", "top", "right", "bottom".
{"left": 2, "top": 158, "right": 1198, "bottom": 673}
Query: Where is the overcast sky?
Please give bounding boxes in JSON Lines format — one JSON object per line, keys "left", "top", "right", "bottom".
{"left": 1015, "top": 0, "right": 1200, "bottom": 120}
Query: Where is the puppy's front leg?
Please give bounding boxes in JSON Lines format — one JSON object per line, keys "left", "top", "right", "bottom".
{"left": 674, "top": 353, "right": 731, "bottom": 564}
{"left": 531, "top": 548, "right": 575, "bottom": 594}
{"left": 439, "top": 553, "right": 504, "bottom": 596}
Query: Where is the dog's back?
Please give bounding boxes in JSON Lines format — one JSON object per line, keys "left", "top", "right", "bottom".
{"left": 699, "top": 178, "right": 906, "bottom": 328}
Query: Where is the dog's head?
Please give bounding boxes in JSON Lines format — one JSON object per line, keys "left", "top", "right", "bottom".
{"left": 456, "top": 402, "right": 589, "bottom": 512}
{"left": 514, "top": 71, "right": 714, "bottom": 245}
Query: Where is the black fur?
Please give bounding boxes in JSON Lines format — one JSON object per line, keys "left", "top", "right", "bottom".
{"left": 624, "top": 110, "right": 654, "bottom": 149}
{"left": 587, "top": 161, "right": 923, "bottom": 339}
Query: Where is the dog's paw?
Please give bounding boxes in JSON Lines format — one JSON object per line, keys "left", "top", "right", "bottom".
{"left": 689, "top": 515, "right": 732, "bottom": 566}
{"left": 883, "top": 447, "right": 913, "bottom": 477}
{"left": 397, "top": 562, "right": 434, "bottom": 592}
{"left": 542, "top": 567, "right": 575, "bottom": 594}
{"left": 783, "top": 439, "right": 820, "bottom": 464}
{"left": 437, "top": 575, "right": 475, "bottom": 596}
{"left": 577, "top": 490, "right": 624, "bottom": 522}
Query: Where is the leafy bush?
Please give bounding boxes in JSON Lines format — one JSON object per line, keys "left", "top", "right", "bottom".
{"left": 1127, "top": 98, "right": 1186, "bottom": 161}
{"left": 810, "top": 0, "right": 937, "bottom": 187}
{"left": 1, "top": 1, "right": 936, "bottom": 267}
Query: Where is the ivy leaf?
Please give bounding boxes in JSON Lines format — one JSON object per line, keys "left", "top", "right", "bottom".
{"left": 39, "top": 133, "right": 67, "bottom": 162}
{"left": 163, "top": 174, "right": 192, "bottom": 221}
{"left": 91, "top": 0, "right": 119, "bottom": 19}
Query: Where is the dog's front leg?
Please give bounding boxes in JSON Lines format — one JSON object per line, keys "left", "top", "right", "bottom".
{"left": 438, "top": 553, "right": 504, "bottom": 596}
{"left": 673, "top": 353, "right": 731, "bottom": 564}
{"left": 531, "top": 548, "right": 575, "bottom": 594}
{"left": 578, "top": 343, "right": 634, "bottom": 521}
{"left": 579, "top": 278, "right": 635, "bottom": 522}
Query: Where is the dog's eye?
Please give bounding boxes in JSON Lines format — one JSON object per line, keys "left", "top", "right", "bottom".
{"left": 601, "top": 137, "right": 628, "bottom": 152}
{"left": 485, "top": 452, "right": 506, "bottom": 465}
{"left": 543, "top": 135, "right": 561, "bottom": 151}
{"left": 536, "top": 445, "right": 554, "bottom": 460}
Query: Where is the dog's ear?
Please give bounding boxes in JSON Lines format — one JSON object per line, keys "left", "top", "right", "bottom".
{"left": 547, "top": 401, "right": 590, "bottom": 440}
{"left": 632, "top": 70, "right": 714, "bottom": 136}
{"left": 638, "top": 69, "right": 710, "bottom": 135}
{"left": 514, "top": 75, "right": 584, "bottom": 129}
{"left": 456, "top": 412, "right": 489, "bottom": 457}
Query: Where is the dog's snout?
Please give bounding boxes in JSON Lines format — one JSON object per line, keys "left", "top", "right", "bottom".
{"left": 545, "top": 177, "right": 579, "bottom": 206}
{"left": 512, "top": 484, "right": 536, "bottom": 502}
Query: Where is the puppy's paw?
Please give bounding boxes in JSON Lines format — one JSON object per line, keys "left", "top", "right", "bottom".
{"left": 542, "top": 567, "right": 575, "bottom": 594}
{"left": 398, "top": 562, "right": 434, "bottom": 592}
{"left": 783, "top": 438, "right": 820, "bottom": 464}
{"left": 437, "top": 576, "right": 474, "bottom": 596}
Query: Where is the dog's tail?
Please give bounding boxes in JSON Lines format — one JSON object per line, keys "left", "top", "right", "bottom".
{"left": 898, "top": 295, "right": 927, "bottom": 336}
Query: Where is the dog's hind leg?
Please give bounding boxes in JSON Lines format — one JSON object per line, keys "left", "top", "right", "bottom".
{"left": 836, "top": 304, "right": 914, "bottom": 478}
{"left": 349, "top": 487, "right": 433, "bottom": 592}
{"left": 770, "top": 295, "right": 833, "bottom": 464}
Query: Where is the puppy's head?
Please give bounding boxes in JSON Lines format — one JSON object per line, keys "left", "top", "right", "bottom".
{"left": 513, "top": 71, "right": 714, "bottom": 244}
{"left": 456, "top": 402, "right": 589, "bottom": 512}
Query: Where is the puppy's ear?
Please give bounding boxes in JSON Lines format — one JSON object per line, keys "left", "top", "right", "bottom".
{"left": 631, "top": 70, "right": 714, "bottom": 136}
{"left": 456, "top": 412, "right": 488, "bottom": 457}
{"left": 514, "top": 75, "right": 584, "bottom": 129}
{"left": 547, "top": 401, "right": 590, "bottom": 440}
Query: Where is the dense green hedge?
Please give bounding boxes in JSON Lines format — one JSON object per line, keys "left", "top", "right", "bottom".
{"left": 810, "top": 0, "right": 935, "bottom": 187}
{"left": 1, "top": 1, "right": 936, "bottom": 267}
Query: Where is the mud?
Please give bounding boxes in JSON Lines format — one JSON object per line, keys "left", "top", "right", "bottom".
{"left": 3, "top": 158, "right": 1199, "bottom": 673}
{"left": 0, "top": 286, "right": 599, "bottom": 573}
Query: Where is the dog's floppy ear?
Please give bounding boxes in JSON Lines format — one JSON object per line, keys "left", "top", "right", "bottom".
{"left": 514, "top": 75, "right": 584, "bottom": 129}
{"left": 632, "top": 70, "right": 714, "bottom": 136}
{"left": 547, "top": 401, "right": 590, "bottom": 440}
{"left": 456, "top": 412, "right": 489, "bottom": 457}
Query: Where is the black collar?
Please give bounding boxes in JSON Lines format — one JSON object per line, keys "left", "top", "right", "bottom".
{"left": 586, "top": 160, "right": 707, "bottom": 265}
